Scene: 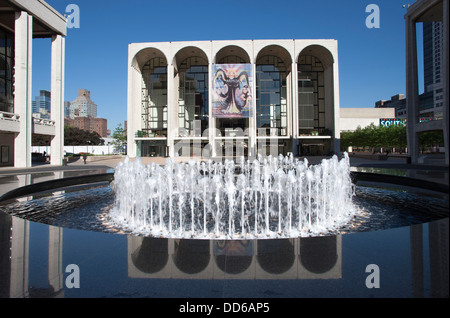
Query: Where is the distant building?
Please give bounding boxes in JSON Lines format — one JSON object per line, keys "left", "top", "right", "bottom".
{"left": 65, "top": 116, "right": 108, "bottom": 138}
{"left": 340, "top": 108, "right": 396, "bottom": 132}
{"left": 32, "top": 90, "right": 51, "bottom": 119}
{"left": 64, "top": 89, "right": 109, "bottom": 137}
{"left": 68, "top": 89, "right": 97, "bottom": 119}
{"left": 376, "top": 20, "right": 444, "bottom": 122}
{"left": 405, "top": 0, "right": 448, "bottom": 165}
{"left": 423, "top": 21, "right": 444, "bottom": 119}
{"left": 375, "top": 94, "right": 407, "bottom": 119}
{"left": 64, "top": 101, "right": 71, "bottom": 117}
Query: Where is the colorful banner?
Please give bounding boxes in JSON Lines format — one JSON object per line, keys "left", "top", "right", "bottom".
{"left": 212, "top": 64, "right": 252, "bottom": 118}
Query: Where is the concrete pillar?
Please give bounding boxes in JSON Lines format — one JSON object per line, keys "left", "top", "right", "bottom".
{"left": 9, "top": 169, "right": 30, "bottom": 297}
{"left": 208, "top": 62, "right": 216, "bottom": 158}
{"left": 9, "top": 217, "right": 29, "bottom": 298}
{"left": 249, "top": 60, "right": 257, "bottom": 158}
{"left": 332, "top": 56, "right": 341, "bottom": 156}
{"left": 167, "top": 62, "right": 175, "bottom": 157}
{"left": 405, "top": 16, "right": 420, "bottom": 164}
{"left": 291, "top": 60, "right": 299, "bottom": 155}
{"left": 442, "top": 0, "right": 449, "bottom": 165}
{"left": 48, "top": 225, "right": 63, "bottom": 293}
{"left": 50, "top": 35, "right": 65, "bottom": 166}
{"left": 13, "top": 11, "right": 33, "bottom": 168}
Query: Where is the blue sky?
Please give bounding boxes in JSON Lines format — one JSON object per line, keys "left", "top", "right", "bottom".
{"left": 33, "top": 0, "right": 423, "bottom": 132}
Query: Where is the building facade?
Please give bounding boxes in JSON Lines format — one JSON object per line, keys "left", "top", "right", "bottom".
{"left": 67, "top": 89, "right": 97, "bottom": 119}
{"left": 64, "top": 116, "right": 108, "bottom": 137}
{"left": 32, "top": 90, "right": 51, "bottom": 119}
{"left": 423, "top": 21, "right": 444, "bottom": 118}
{"left": 127, "top": 39, "right": 340, "bottom": 159}
{"left": 340, "top": 108, "right": 396, "bottom": 132}
{"left": 0, "top": 0, "right": 66, "bottom": 167}
{"left": 405, "top": 0, "right": 448, "bottom": 165}
{"left": 375, "top": 94, "right": 407, "bottom": 119}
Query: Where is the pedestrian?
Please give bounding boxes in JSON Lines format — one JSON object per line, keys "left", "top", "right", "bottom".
{"left": 83, "top": 153, "right": 87, "bottom": 164}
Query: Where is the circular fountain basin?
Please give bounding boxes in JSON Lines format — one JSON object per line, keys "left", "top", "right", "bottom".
{"left": 0, "top": 154, "right": 447, "bottom": 240}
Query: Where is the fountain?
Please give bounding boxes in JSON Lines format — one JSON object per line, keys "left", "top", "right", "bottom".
{"left": 0, "top": 152, "right": 447, "bottom": 241}
{"left": 108, "top": 153, "right": 357, "bottom": 239}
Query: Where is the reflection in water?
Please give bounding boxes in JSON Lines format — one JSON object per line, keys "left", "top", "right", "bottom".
{"left": 0, "top": 212, "right": 12, "bottom": 298}
{"left": 300, "top": 236, "right": 337, "bottom": 274}
{"left": 215, "top": 241, "right": 254, "bottom": 275}
{"left": 172, "top": 240, "right": 210, "bottom": 274}
{"left": 131, "top": 238, "right": 168, "bottom": 274}
{"left": 1, "top": 212, "right": 448, "bottom": 297}
{"left": 257, "top": 239, "right": 295, "bottom": 275}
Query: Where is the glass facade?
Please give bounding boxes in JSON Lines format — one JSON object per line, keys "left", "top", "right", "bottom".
{"left": 138, "top": 140, "right": 168, "bottom": 157}
{"left": 178, "top": 56, "right": 209, "bottom": 135}
{"left": 256, "top": 55, "right": 288, "bottom": 136}
{"left": 298, "top": 55, "right": 325, "bottom": 135}
{"left": 32, "top": 90, "right": 51, "bottom": 119}
{"left": 0, "top": 27, "right": 14, "bottom": 113}
{"left": 130, "top": 41, "right": 339, "bottom": 159}
{"left": 141, "top": 57, "right": 167, "bottom": 137}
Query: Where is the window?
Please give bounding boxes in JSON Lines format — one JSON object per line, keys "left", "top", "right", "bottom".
{"left": 256, "top": 55, "right": 288, "bottom": 136}
{"left": 298, "top": 55, "right": 325, "bottom": 134}
{"left": 0, "top": 27, "right": 14, "bottom": 113}
{"left": 178, "top": 56, "right": 209, "bottom": 135}
{"left": 141, "top": 57, "right": 167, "bottom": 137}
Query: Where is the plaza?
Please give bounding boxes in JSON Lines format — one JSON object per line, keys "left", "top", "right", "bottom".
{"left": 0, "top": 0, "right": 448, "bottom": 300}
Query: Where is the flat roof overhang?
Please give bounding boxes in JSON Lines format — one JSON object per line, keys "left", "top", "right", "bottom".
{"left": 0, "top": 0, "right": 66, "bottom": 37}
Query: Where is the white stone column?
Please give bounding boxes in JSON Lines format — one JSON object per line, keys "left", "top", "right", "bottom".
{"left": 48, "top": 225, "right": 63, "bottom": 293}
{"left": 332, "top": 54, "right": 341, "bottom": 156}
{"left": 13, "top": 11, "right": 33, "bottom": 168}
{"left": 208, "top": 62, "right": 216, "bottom": 158}
{"left": 9, "top": 217, "right": 29, "bottom": 298}
{"left": 249, "top": 61, "right": 257, "bottom": 158}
{"left": 291, "top": 61, "right": 299, "bottom": 155}
{"left": 442, "top": 0, "right": 449, "bottom": 165}
{"left": 291, "top": 61, "right": 298, "bottom": 138}
{"left": 405, "top": 16, "right": 420, "bottom": 164}
{"left": 127, "top": 62, "right": 140, "bottom": 158}
{"left": 167, "top": 62, "right": 175, "bottom": 157}
{"left": 50, "top": 35, "right": 65, "bottom": 165}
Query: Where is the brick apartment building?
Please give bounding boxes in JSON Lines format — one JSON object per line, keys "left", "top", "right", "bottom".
{"left": 65, "top": 116, "right": 108, "bottom": 137}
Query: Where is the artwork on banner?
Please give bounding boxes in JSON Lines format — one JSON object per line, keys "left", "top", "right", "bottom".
{"left": 212, "top": 64, "right": 252, "bottom": 118}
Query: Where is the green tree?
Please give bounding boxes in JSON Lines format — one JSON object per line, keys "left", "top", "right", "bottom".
{"left": 111, "top": 123, "right": 127, "bottom": 154}
{"left": 419, "top": 130, "right": 444, "bottom": 152}
{"left": 340, "top": 123, "right": 407, "bottom": 152}
{"left": 64, "top": 125, "right": 105, "bottom": 145}
{"left": 32, "top": 134, "right": 51, "bottom": 146}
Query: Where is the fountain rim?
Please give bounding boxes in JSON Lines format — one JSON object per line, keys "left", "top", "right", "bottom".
{"left": 0, "top": 169, "right": 447, "bottom": 204}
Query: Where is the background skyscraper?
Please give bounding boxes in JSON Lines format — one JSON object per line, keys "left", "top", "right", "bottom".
{"left": 423, "top": 21, "right": 444, "bottom": 118}
{"left": 32, "top": 90, "right": 51, "bottom": 119}
{"left": 68, "top": 89, "right": 97, "bottom": 119}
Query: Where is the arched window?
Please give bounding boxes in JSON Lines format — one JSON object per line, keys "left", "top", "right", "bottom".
{"left": 298, "top": 55, "right": 325, "bottom": 134}
{"left": 141, "top": 57, "right": 167, "bottom": 137}
{"left": 178, "top": 56, "right": 209, "bottom": 134}
{"left": 217, "top": 55, "right": 246, "bottom": 64}
{"left": 256, "top": 55, "right": 288, "bottom": 136}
